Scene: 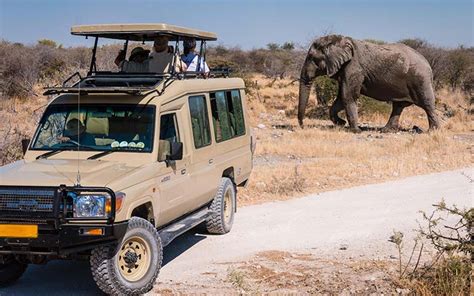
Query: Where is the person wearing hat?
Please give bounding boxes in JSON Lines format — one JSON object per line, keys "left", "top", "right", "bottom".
{"left": 114, "top": 47, "right": 150, "bottom": 73}
{"left": 148, "top": 36, "right": 186, "bottom": 73}
{"left": 57, "top": 119, "right": 96, "bottom": 147}
{"left": 182, "top": 38, "right": 210, "bottom": 74}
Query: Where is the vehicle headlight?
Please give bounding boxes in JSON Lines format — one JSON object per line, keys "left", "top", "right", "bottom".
{"left": 73, "top": 194, "right": 111, "bottom": 218}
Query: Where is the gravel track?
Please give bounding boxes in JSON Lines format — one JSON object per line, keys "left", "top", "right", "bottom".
{"left": 1, "top": 168, "right": 471, "bottom": 295}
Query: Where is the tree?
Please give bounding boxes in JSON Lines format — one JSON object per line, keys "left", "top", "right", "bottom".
{"left": 399, "top": 38, "right": 428, "bottom": 50}
{"left": 445, "top": 47, "right": 473, "bottom": 90}
{"left": 281, "top": 42, "right": 295, "bottom": 51}
{"left": 266, "top": 43, "right": 280, "bottom": 51}
{"left": 38, "top": 39, "right": 61, "bottom": 48}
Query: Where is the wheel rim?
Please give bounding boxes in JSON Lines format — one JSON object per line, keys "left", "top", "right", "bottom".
{"left": 117, "top": 236, "right": 151, "bottom": 282}
{"left": 223, "top": 188, "right": 233, "bottom": 225}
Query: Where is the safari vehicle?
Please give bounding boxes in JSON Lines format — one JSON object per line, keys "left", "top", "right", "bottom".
{"left": 0, "top": 24, "right": 254, "bottom": 295}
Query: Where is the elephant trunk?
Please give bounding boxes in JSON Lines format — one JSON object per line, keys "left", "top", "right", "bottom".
{"left": 298, "top": 57, "right": 318, "bottom": 127}
{"left": 298, "top": 82, "right": 312, "bottom": 127}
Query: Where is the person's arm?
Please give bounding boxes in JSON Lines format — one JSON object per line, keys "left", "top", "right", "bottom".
{"left": 114, "top": 50, "right": 126, "bottom": 67}
{"left": 175, "top": 55, "right": 187, "bottom": 73}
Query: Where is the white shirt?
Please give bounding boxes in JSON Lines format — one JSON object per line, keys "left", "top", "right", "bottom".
{"left": 182, "top": 53, "right": 210, "bottom": 73}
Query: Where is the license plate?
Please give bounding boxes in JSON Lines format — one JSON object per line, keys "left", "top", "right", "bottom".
{"left": 0, "top": 224, "right": 38, "bottom": 238}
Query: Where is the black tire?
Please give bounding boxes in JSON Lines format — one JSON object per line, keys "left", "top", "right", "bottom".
{"left": 90, "top": 217, "right": 162, "bottom": 295}
{"left": 0, "top": 256, "right": 27, "bottom": 287}
{"left": 206, "top": 177, "right": 236, "bottom": 234}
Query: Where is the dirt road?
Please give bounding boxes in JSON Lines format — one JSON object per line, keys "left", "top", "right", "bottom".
{"left": 1, "top": 168, "right": 472, "bottom": 295}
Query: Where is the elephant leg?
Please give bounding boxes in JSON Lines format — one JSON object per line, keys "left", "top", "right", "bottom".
{"left": 337, "top": 71, "right": 364, "bottom": 133}
{"left": 382, "top": 101, "right": 412, "bottom": 132}
{"left": 422, "top": 104, "right": 440, "bottom": 130}
{"left": 329, "top": 97, "right": 346, "bottom": 126}
{"left": 343, "top": 99, "right": 361, "bottom": 133}
{"left": 411, "top": 84, "right": 440, "bottom": 130}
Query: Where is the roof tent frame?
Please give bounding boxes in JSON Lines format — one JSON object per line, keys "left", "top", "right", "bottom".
{"left": 43, "top": 24, "right": 224, "bottom": 96}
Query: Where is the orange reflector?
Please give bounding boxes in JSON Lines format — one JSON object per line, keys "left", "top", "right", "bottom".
{"left": 83, "top": 228, "right": 104, "bottom": 236}
{"left": 0, "top": 224, "right": 38, "bottom": 238}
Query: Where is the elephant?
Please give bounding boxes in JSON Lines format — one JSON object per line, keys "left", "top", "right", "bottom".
{"left": 298, "top": 35, "right": 440, "bottom": 132}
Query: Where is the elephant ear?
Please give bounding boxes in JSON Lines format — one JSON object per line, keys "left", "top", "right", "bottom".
{"left": 323, "top": 37, "right": 354, "bottom": 77}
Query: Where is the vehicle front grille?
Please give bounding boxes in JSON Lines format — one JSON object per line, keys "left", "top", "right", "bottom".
{"left": 0, "top": 187, "right": 58, "bottom": 220}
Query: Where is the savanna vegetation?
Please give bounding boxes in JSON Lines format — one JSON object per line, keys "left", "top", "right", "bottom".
{"left": 0, "top": 37, "right": 472, "bottom": 294}
{"left": 0, "top": 36, "right": 472, "bottom": 197}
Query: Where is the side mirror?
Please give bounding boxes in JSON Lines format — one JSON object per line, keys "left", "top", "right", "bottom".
{"left": 21, "top": 138, "right": 30, "bottom": 155}
{"left": 167, "top": 141, "right": 183, "bottom": 161}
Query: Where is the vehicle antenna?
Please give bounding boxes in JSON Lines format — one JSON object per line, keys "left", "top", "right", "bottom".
{"left": 75, "top": 80, "right": 81, "bottom": 187}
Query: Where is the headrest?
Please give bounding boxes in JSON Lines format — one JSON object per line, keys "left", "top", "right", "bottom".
{"left": 86, "top": 117, "right": 109, "bottom": 136}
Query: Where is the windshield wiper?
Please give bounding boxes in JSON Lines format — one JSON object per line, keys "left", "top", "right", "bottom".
{"left": 36, "top": 144, "right": 100, "bottom": 160}
{"left": 87, "top": 149, "right": 116, "bottom": 160}
{"left": 36, "top": 149, "right": 70, "bottom": 160}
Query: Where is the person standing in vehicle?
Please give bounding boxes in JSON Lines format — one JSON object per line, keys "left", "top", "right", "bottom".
{"left": 149, "top": 36, "right": 186, "bottom": 73}
{"left": 181, "top": 38, "right": 210, "bottom": 74}
{"left": 114, "top": 47, "right": 150, "bottom": 72}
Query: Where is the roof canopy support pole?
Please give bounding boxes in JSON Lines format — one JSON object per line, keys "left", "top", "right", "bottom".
{"left": 197, "top": 40, "right": 204, "bottom": 73}
{"left": 88, "top": 36, "right": 99, "bottom": 76}
{"left": 203, "top": 41, "right": 207, "bottom": 73}
{"left": 121, "top": 39, "right": 129, "bottom": 72}
{"left": 170, "top": 36, "right": 180, "bottom": 76}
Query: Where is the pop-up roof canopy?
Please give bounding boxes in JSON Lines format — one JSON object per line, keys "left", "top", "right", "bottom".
{"left": 71, "top": 23, "right": 217, "bottom": 41}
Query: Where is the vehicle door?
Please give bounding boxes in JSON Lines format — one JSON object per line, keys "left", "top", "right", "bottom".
{"left": 186, "top": 94, "right": 219, "bottom": 209}
{"left": 155, "top": 108, "right": 192, "bottom": 225}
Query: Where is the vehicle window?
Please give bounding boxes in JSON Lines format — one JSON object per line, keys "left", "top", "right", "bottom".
{"left": 230, "top": 90, "right": 246, "bottom": 136}
{"left": 188, "top": 95, "right": 211, "bottom": 148}
{"left": 158, "top": 113, "right": 179, "bottom": 162}
{"left": 210, "top": 92, "right": 232, "bottom": 142}
{"left": 210, "top": 90, "right": 246, "bottom": 142}
{"left": 31, "top": 104, "right": 155, "bottom": 152}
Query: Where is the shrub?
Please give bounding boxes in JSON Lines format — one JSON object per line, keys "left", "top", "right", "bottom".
{"left": 390, "top": 201, "right": 473, "bottom": 295}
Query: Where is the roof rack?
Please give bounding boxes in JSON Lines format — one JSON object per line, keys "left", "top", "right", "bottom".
{"left": 71, "top": 23, "right": 217, "bottom": 41}
{"left": 43, "top": 87, "right": 150, "bottom": 96}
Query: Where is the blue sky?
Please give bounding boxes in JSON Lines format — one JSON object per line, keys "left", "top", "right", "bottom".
{"left": 0, "top": 0, "right": 472, "bottom": 49}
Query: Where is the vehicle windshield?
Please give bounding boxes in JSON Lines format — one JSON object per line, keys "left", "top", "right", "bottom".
{"left": 31, "top": 104, "right": 155, "bottom": 152}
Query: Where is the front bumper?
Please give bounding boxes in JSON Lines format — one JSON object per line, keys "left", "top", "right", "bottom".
{"left": 0, "top": 185, "right": 127, "bottom": 256}
{"left": 0, "top": 222, "right": 128, "bottom": 256}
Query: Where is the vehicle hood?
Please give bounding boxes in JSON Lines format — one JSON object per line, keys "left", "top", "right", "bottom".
{"left": 0, "top": 159, "right": 141, "bottom": 188}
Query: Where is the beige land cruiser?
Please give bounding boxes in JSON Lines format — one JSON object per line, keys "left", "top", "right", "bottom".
{"left": 0, "top": 24, "right": 254, "bottom": 295}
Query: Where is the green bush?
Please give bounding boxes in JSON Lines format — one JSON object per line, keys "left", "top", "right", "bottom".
{"left": 313, "top": 76, "right": 338, "bottom": 106}
{"left": 358, "top": 95, "right": 392, "bottom": 116}
{"left": 312, "top": 76, "right": 391, "bottom": 116}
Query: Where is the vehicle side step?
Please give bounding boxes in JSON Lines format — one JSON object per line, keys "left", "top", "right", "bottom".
{"left": 158, "top": 207, "right": 210, "bottom": 247}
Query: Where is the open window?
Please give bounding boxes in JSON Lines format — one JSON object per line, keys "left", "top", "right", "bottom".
{"left": 189, "top": 95, "right": 212, "bottom": 149}
{"left": 158, "top": 113, "right": 181, "bottom": 162}
{"left": 210, "top": 90, "right": 246, "bottom": 142}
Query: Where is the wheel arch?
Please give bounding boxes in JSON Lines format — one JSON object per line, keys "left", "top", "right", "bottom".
{"left": 127, "top": 198, "right": 156, "bottom": 226}
{"left": 222, "top": 167, "right": 235, "bottom": 183}
{"left": 221, "top": 168, "right": 237, "bottom": 213}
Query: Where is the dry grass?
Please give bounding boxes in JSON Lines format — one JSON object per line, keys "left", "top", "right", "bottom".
{"left": 398, "top": 255, "right": 472, "bottom": 296}
{"left": 240, "top": 74, "right": 473, "bottom": 205}
{"left": 1, "top": 74, "right": 472, "bottom": 205}
{"left": 224, "top": 250, "right": 400, "bottom": 295}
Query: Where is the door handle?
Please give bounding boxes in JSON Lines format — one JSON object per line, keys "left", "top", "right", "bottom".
{"left": 181, "top": 169, "right": 186, "bottom": 175}
{"left": 209, "top": 159, "right": 214, "bottom": 164}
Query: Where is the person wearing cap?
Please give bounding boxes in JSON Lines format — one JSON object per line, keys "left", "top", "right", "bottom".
{"left": 57, "top": 119, "right": 96, "bottom": 147}
{"left": 114, "top": 47, "right": 150, "bottom": 73}
{"left": 148, "top": 36, "right": 186, "bottom": 73}
{"left": 181, "top": 38, "right": 210, "bottom": 74}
